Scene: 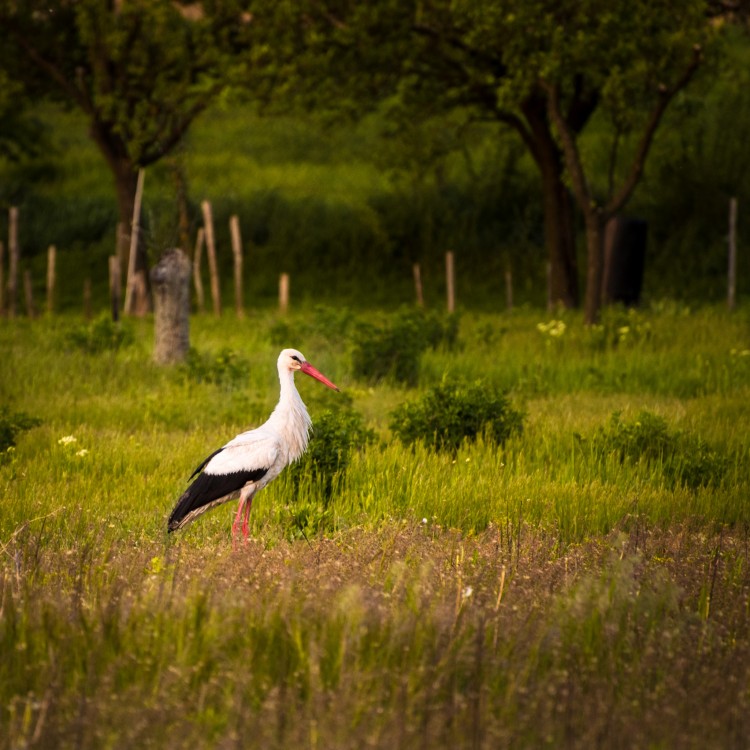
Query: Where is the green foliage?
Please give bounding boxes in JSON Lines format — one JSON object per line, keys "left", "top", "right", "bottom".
{"left": 289, "top": 408, "right": 376, "bottom": 500}
{"left": 0, "top": 406, "right": 40, "bottom": 456}
{"left": 63, "top": 314, "right": 134, "bottom": 354}
{"left": 182, "top": 347, "right": 249, "bottom": 389}
{"left": 390, "top": 380, "right": 524, "bottom": 452}
{"left": 2, "top": 0, "right": 245, "bottom": 166}
{"left": 589, "top": 410, "right": 728, "bottom": 489}
{"left": 352, "top": 309, "right": 459, "bottom": 386}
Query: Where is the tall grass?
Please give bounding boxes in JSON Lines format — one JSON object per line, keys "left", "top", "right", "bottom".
{"left": 1, "top": 305, "right": 749, "bottom": 747}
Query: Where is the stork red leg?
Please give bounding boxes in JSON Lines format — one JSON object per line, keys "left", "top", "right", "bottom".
{"left": 241, "top": 496, "right": 253, "bottom": 539}
{"left": 232, "top": 498, "right": 245, "bottom": 542}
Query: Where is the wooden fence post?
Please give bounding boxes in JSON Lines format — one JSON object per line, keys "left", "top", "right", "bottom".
{"left": 109, "top": 255, "right": 121, "bottom": 322}
{"left": 728, "top": 197, "right": 737, "bottom": 312}
{"left": 23, "top": 270, "right": 36, "bottom": 318}
{"left": 193, "top": 228, "right": 205, "bottom": 313}
{"left": 8, "top": 207, "right": 19, "bottom": 318}
{"left": 413, "top": 263, "right": 424, "bottom": 307}
{"left": 445, "top": 251, "right": 455, "bottom": 313}
{"left": 134, "top": 271, "right": 148, "bottom": 316}
{"left": 124, "top": 168, "right": 145, "bottom": 315}
{"left": 230, "top": 214, "right": 244, "bottom": 318}
{"left": 201, "top": 200, "right": 221, "bottom": 316}
{"left": 279, "top": 273, "right": 289, "bottom": 314}
{"left": 46, "top": 245, "right": 56, "bottom": 315}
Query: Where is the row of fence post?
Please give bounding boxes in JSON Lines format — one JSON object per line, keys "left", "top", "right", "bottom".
{"left": 0, "top": 193, "right": 742, "bottom": 319}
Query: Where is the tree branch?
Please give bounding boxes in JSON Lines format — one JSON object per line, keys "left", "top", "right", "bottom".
{"left": 139, "top": 86, "right": 223, "bottom": 166}
{"left": 542, "top": 80, "right": 594, "bottom": 217}
{"left": 8, "top": 28, "right": 93, "bottom": 115}
{"left": 605, "top": 44, "right": 703, "bottom": 218}
{"left": 411, "top": 21, "right": 507, "bottom": 79}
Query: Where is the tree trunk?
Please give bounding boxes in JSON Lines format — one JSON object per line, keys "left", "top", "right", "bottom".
{"left": 583, "top": 212, "right": 605, "bottom": 325}
{"left": 151, "top": 249, "right": 191, "bottom": 365}
{"left": 89, "top": 124, "right": 152, "bottom": 309}
{"left": 541, "top": 163, "right": 579, "bottom": 308}
{"left": 520, "top": 98, "right": 580, "bottom": 309}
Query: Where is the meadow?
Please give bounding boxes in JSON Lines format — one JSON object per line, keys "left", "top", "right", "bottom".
{"left": 1, "top": 303, "right": 749, "bottom": 748}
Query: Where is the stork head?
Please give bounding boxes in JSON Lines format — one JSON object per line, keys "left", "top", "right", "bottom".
{"left": 278, "top": 349, "right": 339, "bottom": 391}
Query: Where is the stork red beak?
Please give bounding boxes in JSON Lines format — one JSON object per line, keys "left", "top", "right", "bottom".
{"left": 300, "top": 361, "right": 340, "bottom": 391}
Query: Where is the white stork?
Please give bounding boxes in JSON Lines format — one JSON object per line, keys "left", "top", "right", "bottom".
{"left": 168, "top": 348, "right": 339, "bottom": 539}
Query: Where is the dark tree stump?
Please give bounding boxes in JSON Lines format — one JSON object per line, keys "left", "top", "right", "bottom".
{"left": 602, "top": 217, "right": 647, "bottom": 307}
{"left": 151, "top": 249, "right": 191, "bottom": 364}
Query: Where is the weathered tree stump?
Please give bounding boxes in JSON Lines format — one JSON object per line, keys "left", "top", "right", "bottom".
{"left": 151, "top": 249, "right": 191, "bottom": 364}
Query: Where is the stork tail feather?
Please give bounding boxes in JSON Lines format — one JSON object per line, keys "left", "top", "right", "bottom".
{"left": 168, "top": 467, "right": 267, "bottom": 532}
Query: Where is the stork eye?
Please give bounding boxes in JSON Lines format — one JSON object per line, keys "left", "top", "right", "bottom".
{"left": 291, "top": 355, "right": 301, "bottom": 362}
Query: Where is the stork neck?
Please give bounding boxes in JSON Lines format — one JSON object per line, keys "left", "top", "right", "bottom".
{"left": 269, "top": 368, "right": 312, "bottom": 461}
{"left": 277, "top": 368, "right": 302, "bottom": 409}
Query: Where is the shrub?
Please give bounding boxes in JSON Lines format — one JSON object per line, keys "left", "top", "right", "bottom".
{"left": 182, "top": 347, "right": 249, "bottom": 388}
{"left": 63, "top": 314, "right": 134, "bottom": 354}
{"left": 0, "top": 406, "right": 41, "bottom": 457}
{"left": 352, "top": 308, "right": 459, "bottom": 386}
{"left": 590, "top": 410, "right": 727, "bottom": 488}
{"left": 390, "top": 380, "right": 524, "bottom": 452}
{"left": 289, "top": 408, "right": 376, "bottom": 500}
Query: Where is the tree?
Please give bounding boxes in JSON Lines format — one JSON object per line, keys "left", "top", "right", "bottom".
{"left": 402, "top": 4, "right": 597, "bottom": 309}
{"left": 255, "top": 0, "right": 709, "bottom": 316}
{"left": 1, "top": 0, "right": 247, "bottom": 309}
{"left": 525, "top": 1, "right": 707, "bottom": 322}
{"left": 390, "top": 0, "right": 708, "bottom": 319}
{"left": 248, "top": 0, "right": 595, "bottom": 307}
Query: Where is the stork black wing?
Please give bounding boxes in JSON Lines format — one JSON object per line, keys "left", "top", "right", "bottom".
{"left": 188, "top": 447, "right": 224, "bottom": 481}
{"left": 168, "top": 463, "right": 268, "bottom": 532}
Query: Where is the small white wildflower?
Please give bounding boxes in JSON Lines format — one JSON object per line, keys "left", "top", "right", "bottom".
{"left": 422, "top": 517, "right": 428, "bottom": 525}
{"left": 58, "top": 435, "right": 77, "bottom": 446}
{"left": 462, "top": 586, "right": 474, "bottom": 601}
{"left": 76, "top": 449, "right": 89, "bottom": 458}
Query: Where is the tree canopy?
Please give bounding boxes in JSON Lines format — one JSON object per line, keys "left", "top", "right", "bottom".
{"left": 0, "top": 0, "right": 733, "bottom": 318}
{"left": 257, "top": 0, "right": 712, "bottom": 319}
{"left": 1, "top": 0, "right": 249, "bottom": 307}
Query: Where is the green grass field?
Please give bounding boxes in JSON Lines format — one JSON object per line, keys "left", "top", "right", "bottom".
{"left": 1, "top": 304, "right": 749, "bottom": 748}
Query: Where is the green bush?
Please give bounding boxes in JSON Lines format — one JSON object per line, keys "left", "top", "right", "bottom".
{"left": 352, "top": 308, "right": 459, "bottom": 386}
{"left": 0, "top": 406, "right": 41, "bottom": 457}
{"left": 289, "top": 408, "right": 376, "bottom": 500}
{"left": 590, "top": 410, "right": 727, "bottom": 488}
{"left": 63, "top": 314, "right": 134, "bottom": 354}
{"left": 390, "top": 380, "right": 524, "bottom": 452}
{"left": 182, "top": 347, "right": 249, "bottom": 388}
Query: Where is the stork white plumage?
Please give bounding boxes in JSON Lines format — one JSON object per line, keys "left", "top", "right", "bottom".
{"left": 168, "top": 348, "right": 339, "bottom": 539}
